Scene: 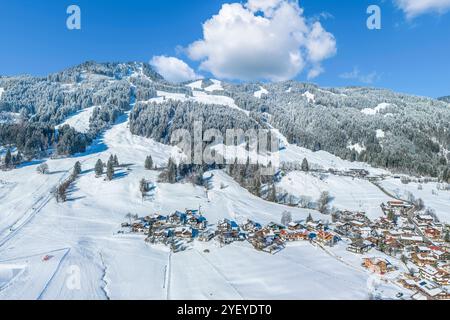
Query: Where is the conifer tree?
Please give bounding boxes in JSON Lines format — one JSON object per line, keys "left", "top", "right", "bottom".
{"left": 145, "top": 155, "right": 153, "bottom": 170}
{"left": 106, "top": 159, "right": 114, "bottom": 181}
{"left": 95, "top": 159, "right": 104, "bottom": 177}
{"left": 4, "top": 148, "right": 12, "bottom": 168}
{"left": 167, "top": 158, "right": 177, "bottom": 184}
{"left": 301, "top": 158, "right": 309, "bottom": 172}
{"left": 73, "top": 161, "right": 82, "bottom": 176}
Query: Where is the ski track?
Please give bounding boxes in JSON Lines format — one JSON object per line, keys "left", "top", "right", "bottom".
{"left": 99, "top": 252, "right": 111, "bottom": 300}
{"left": 36, "top": 248, "right": 71, "bottom": 300}
{"left": 193, "top": 249, "right": 245, "bottom": 300}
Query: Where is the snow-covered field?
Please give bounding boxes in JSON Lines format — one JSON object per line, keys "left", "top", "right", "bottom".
{"left": 0, "top": 109, "right": 409, "bottom": 299}
{"left": 204, "top": 79, "right": 223, "bottom": 92}
{"left": 186, "top": 80, "right": 203, "bottom": 90}
{"left": 278, "top": 171, "right": 393, "bottom": 220}
{"left": 56, "top": 106, "right": 97, "bottom": 133}
{"left": 380, "top": 178, "right": 450, "bottom": 223}
{"left": 254, "top": 86, "right": 268, "bottom": 98}
{"left": 145, "top": 90, "right": 250, "bottom": 116}
{"left": 302, "top": 91, "right": 315, "bottom": 103}
{"left": 361, "top": 103, "right": 392, "bottom": 116}
{"left": 271, "top": 127, "right": 387, "bottom": 175}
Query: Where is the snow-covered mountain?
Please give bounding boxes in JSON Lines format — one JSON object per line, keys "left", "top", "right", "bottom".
{"left": 1, "top": 61, "right": 449, "bottom": 177}
{"left": 0, "top": 62, "right": 449, "bottom": 300}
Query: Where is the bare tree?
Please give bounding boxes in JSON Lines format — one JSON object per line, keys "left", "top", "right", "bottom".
{"left": 317, "top": 191, "right": 332, "bottom": 214}
{"left": 281, "top": 211, "right": 292, "bottom": 226}
{"left": 139, "top": 178, "right": 148, "bottom": 200}
{"left": 36, "top": 163, "right": 49, "bottom": 175}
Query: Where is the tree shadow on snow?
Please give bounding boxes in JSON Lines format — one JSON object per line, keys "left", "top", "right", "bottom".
{"left": 66, "top": 196, "right": 86, "bottom": 202}
{"left": 16, "top": 159, "right": 45, "bottom": 169}
{"left": 113, "top": 171, "right": 129, "bottom": 180}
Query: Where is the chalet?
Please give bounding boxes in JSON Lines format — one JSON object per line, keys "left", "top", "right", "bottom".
{"left": 266, "top": 222, "right": 286, "bottom": 233}
{"left": 415, "top": 214, "right": 434, "bottom": 228}
{"left": 250, "top": 229, "right": 285, "bottom": 254}
{"left": 186, "top": 209, "right": 200, "bottom": 216}
{"left": 419, "top": 265, "right": 450, "bottom": 286}
{"left": 241, "top": 219, "right": 262, "bottom": 233}
{"left": 153, "top": 228, "right": 173, "bottom": 239}
{"left": 265, "top": 241, "right": 285, "bottom": 254}
{"left": 348, "top": 220, "right": 365, "bottom": 228}
{"left": 365, "top": 236, "right": 381, "bottom": 247}
{"left": 411, "top": 292, "right": 428, "bottom": 300}
{"left": 387, "top": 200, "right": 411, "bottom": 209}
{"left": 337, "top": 210, "right": 365, "bottom": 222}
{"left": 383, "top": 238, "right": 405, "bottom": 254}
{"left": 412, "top": 279, "right": 450, "bottom": 300}
{"left": 316, "top": 230, "right": 339, "bottom": 246}
{"left": 437, "top": 262, "right": 450, "bottom": 274}
{"left": 347, "top": 169, "right": 369, "bottom": 178}
{"left": 198, "top": 230, "right": 215, "bottom": 242}
{"left": 216, "top": 219, "right": 244, "bottom": 244}
{"left": 359, "top": 227, "right": 373, "bottom": 238}
{"left": 334, "top": 222, "right": 362, "bottom": 239}
{"left": 280, "top": 229, "right": 308, "bottom": 242}
{"left": 387, "top": 229, "right": 404, "bottom": 239}
{"left": 168, "top": 211, "right": 187, "bottom": 225}
{"left": 217, "top": 219, "right": 240, "bottom": 233}
{"left": 411, "top": 252, "right": 437, "bottom": 267}
{"left": 288, "top": 221, "right": 301, "bottom": 230}
{"left": 416, "top": 246, "right": 432, "bottom": 254}
{"left": 306, "top": 221, "right": 324, "bottom": 231}
{"left": 151, "top": 214, "right": 168, "bottom": 228}
{"left": 399, "top": 235, "right": 423, "bottom": 246}
{"left": 363, "top": 257, "right": 394, "bottom": 275}
{"left": 308, "top": 232, "right": 317, "bottom": 241}
{"left": 188, "top": 214, "right": 207, "bottom": 230}
{"left": 347, "top": 239, "right": 373, "bottom": 254}
{"left": 353, "top": 212, "right": 371, "bottom": 224}
{"left": 429, "top": 246, "right": 450, "bottom": 261}
{"left": 174, "top": 227, "right": 194, "bottom": 239}
{"left": 131, "top": 222, "right": 146, "bottom": 233}
{"left": 424, "top": 227, "right": 441, "bottom": 240}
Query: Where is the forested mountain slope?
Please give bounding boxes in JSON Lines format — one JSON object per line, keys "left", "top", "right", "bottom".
{"left": 1, "top": 62, "right": 449, "bottom": 180}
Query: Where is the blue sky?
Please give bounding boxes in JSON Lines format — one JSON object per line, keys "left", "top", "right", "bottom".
{"left": 0, "top": 0, "right": 449, "bottom": 97}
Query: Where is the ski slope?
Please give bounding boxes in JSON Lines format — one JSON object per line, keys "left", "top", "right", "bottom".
{"left": 254, "top": 86, "right": 268, "bottom": 98}
{"left": 0, "top": 110, "right": 409, "bottom": 299}
{"left": 361, "top": 103, "right": 391, "bottom": 116}
{"left": 146, "top": 90, "right": 250, "bottom": 116}
{"left": 56, "top": 106, "right": 97, "bottom": 133}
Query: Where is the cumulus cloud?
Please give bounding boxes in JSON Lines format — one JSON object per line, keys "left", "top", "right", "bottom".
{"left": 340, "top": 67, "right": 380, "bottom": 84}
{"left": 395, "top": 0, "right": 450, "bottom": 18}
{"left": 150, "top": 56, "right": 199, "bottom": 83}
{"left": 186, "top": 0, "right": 336, "bottom": 81}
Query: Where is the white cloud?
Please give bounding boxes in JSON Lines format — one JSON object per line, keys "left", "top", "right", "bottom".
{"left": 150, "top": 56, "right": 199, "bottom": 83}
{"left": 395, "top": 0, "right": 450, "bottom": 18}
{"left": 340, "top": 67, "right": 380, "bottom": 84}
{"left": 246, "top": 0, "right": 283, "bottom": 16}
{"left": 187, "top": 0, "right": 336, "bottom": 81}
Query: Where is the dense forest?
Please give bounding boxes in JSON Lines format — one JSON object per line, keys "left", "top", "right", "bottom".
{"left": 1, "top": 61, "right": 449, "bottom": 180}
